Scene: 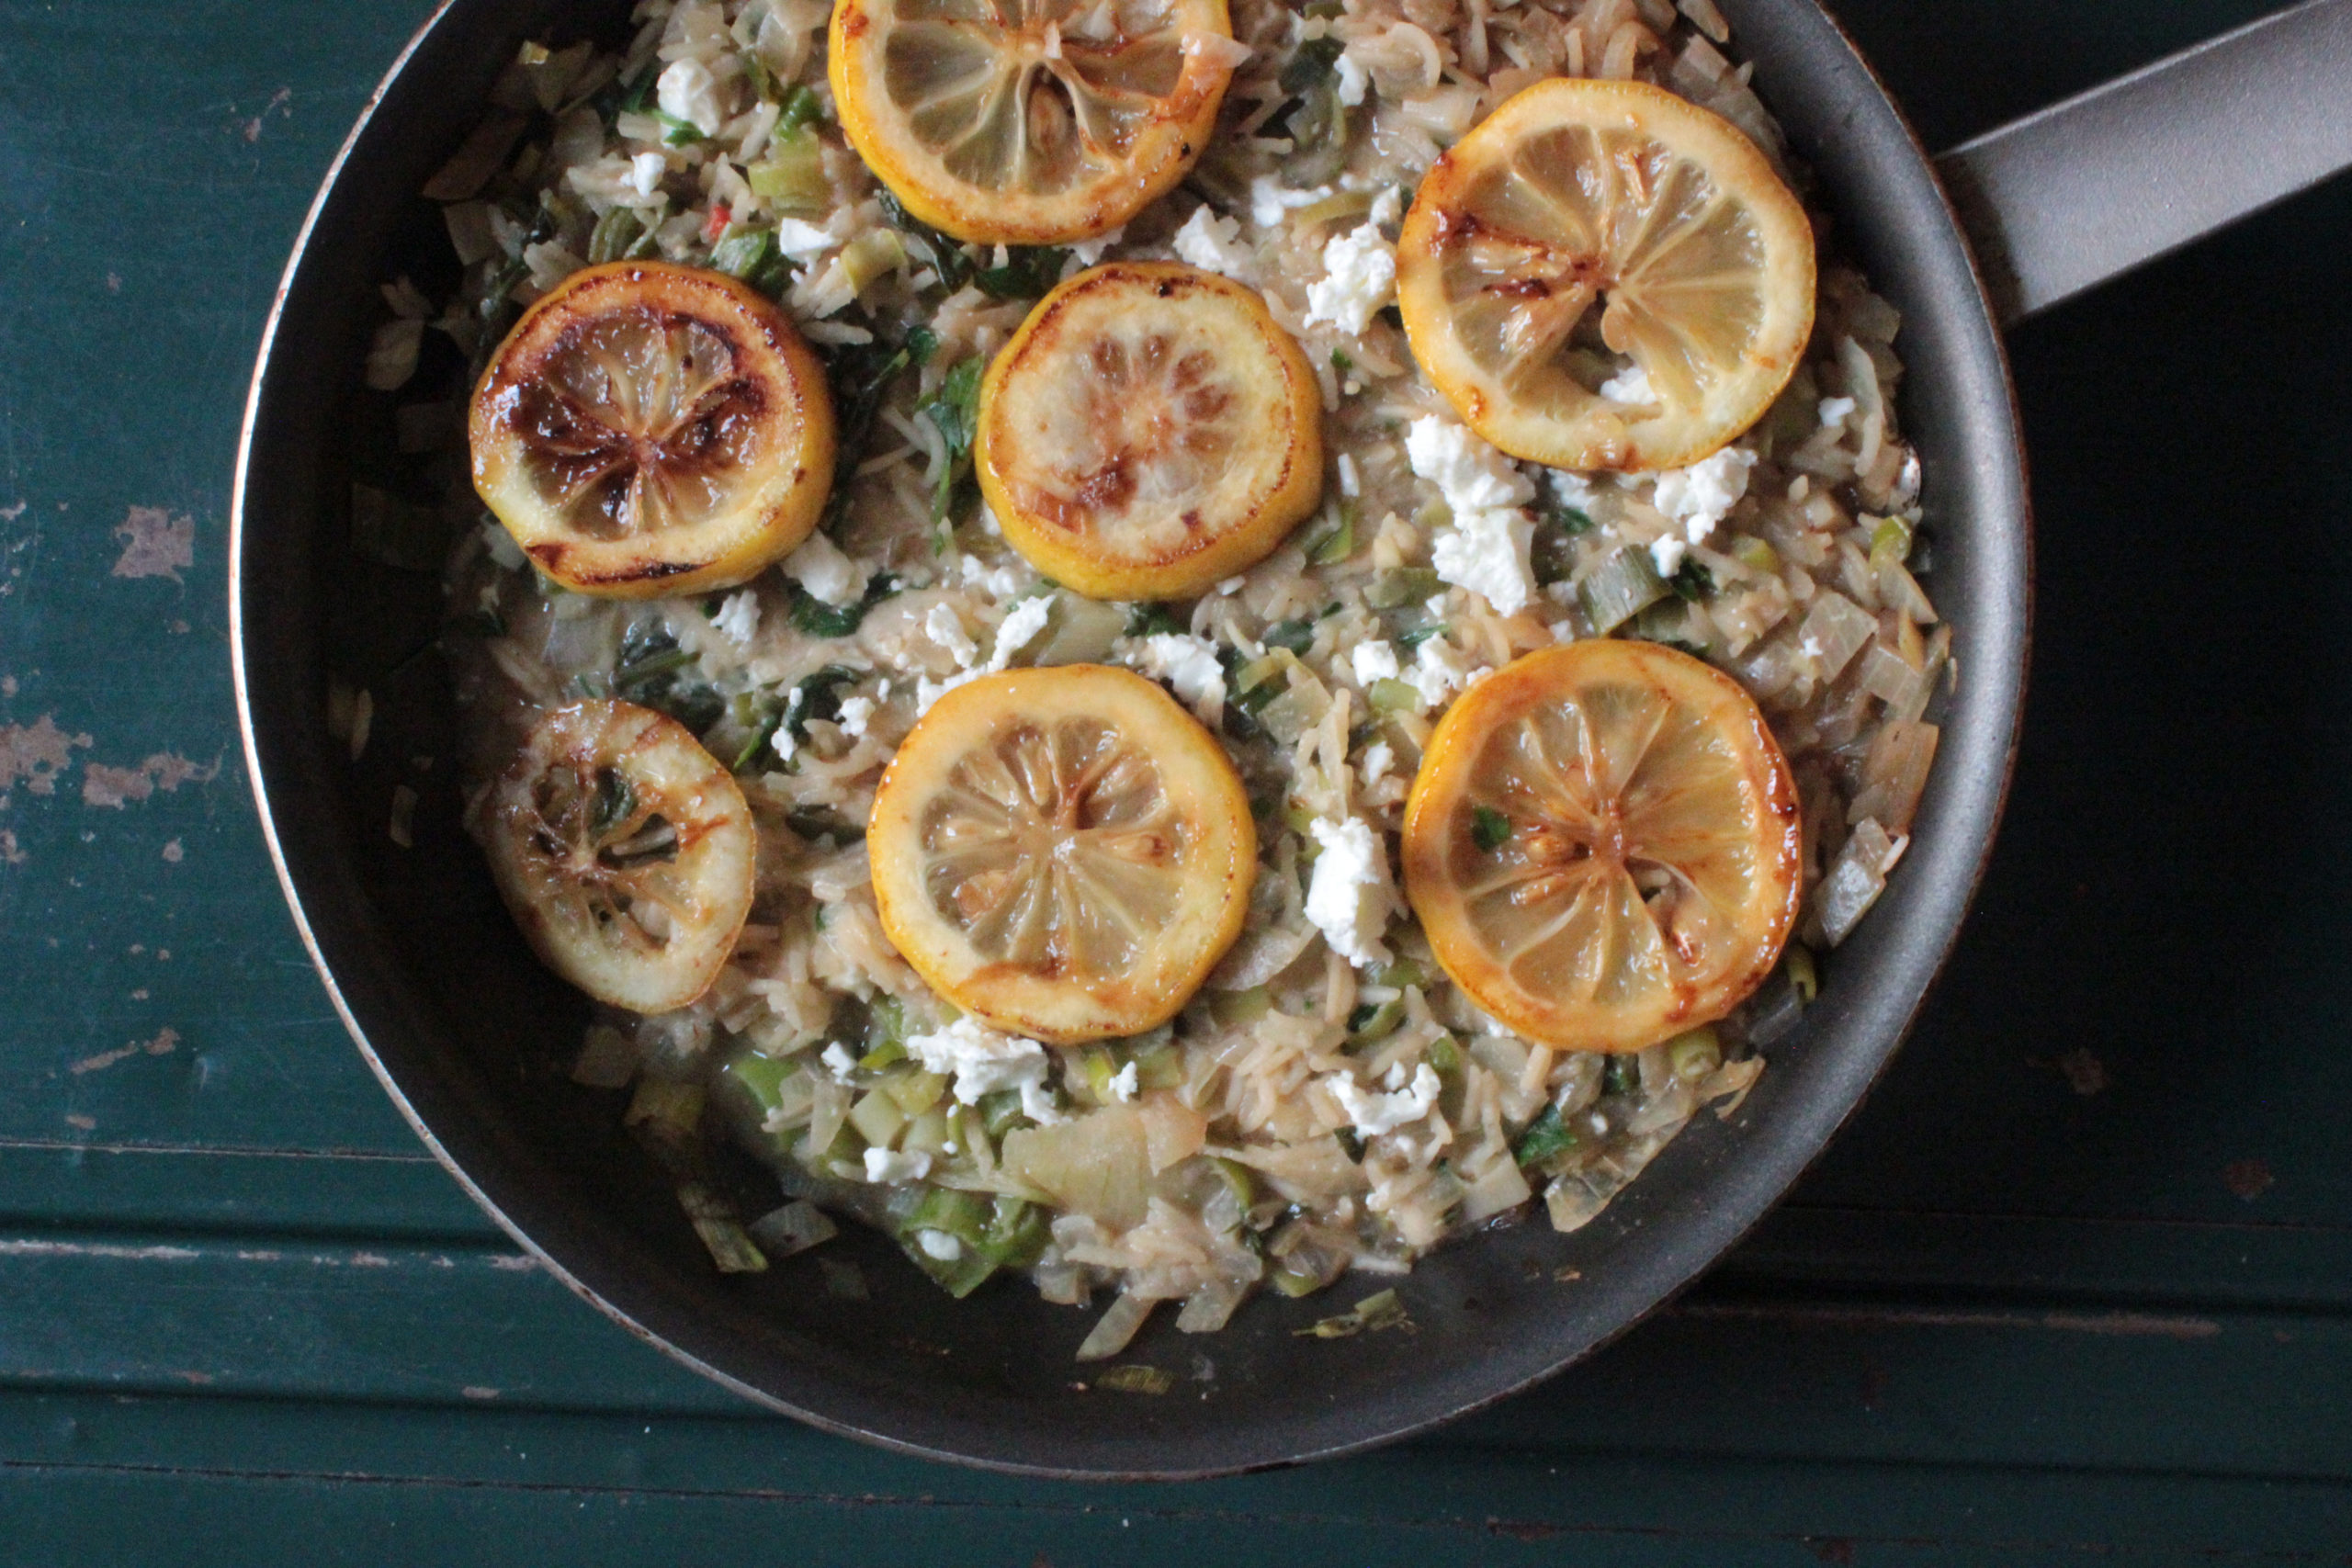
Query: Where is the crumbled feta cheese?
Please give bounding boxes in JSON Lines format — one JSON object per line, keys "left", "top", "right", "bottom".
{"left": 772, "top": 218, "right": 839, "bottom": 263}
{"left": 1430, "top": 505, "right": 1536, "bottom": 616}
{"left": 1817, "top": 395, "right": 1857, "bottom": 427}
{"left": 771, "top": 725, "right": 798, "bottom": 765}
{"left": 989, "top": 594, "right": 1053, "bottom": 668}
{"left": 1304, "top": 220, "right": 1396, "bottom": 336}
{"left": 1407, "top": 414, "right": 1536, "bottom": 516}
{"left": 711, "top": 589, "right": 761, "bottom": 645}
{"left": 1548, "top": 468, "right": 1599, "bottom": 512}
{"left": 1127, "top": 632, "right": 1227, "bottom": 725}
{"left": 821, "top": 1043, "right": 857, "bottom": 1081}
{"left": 958, "top": 553, "right": 1027, "bottom": 599}
{"left": 903, "top": 1016, "right": 1065, "bottom": 1123}
{"left": 1171, "top": 206, "right": 1253, "bottom": 280}
{"left": 1368, "top": 186, "right": 1402, "bottom": 228}
{"left": 835, "top": 695, "right": 875, "bottom": 740}
{"left": 1067, "top": 224, "right": 1125, "bottom": 266}
{"left": 1105, "top": 1061, "right": 1139, "bottom": 1103}
{"left": 1331, "top": 1062, "right": 1442, "bottom": 1136}
{"left": 1250, "top": 175, "right": 1331, "bottom": 230}
{"left": 1335, "top": 49, "right": 1370, "bottom": 107}
{"left": 863, "top": 1147, "right": 933, "bottom": 1184}
{"left": 916, "top": 1228, "right": 963, "bottom": 1260}
{"left": 1359, "top": 740, "right": 1396, "bottom": 790}
{"left": 1408, "top": 637, "right": 1490, "bottom": 708}
{"left": 1651, "top": 446, "right": 1758, "bottom": 542}
{"left": 1599, "top": 362, "right": 1657, "bottom": 404}
{"left": 1649, "top": 535, "right": 1689, "bottom": 578}
{"left": 628, "top": 151, "right": 668, "bottom": 198}
{"left": 656, "top": 58, "right": 726, "bottom": 139}
{"left": 925, "top": 603, "right": 979, "bottom": 669}
{"left": 1305, "top": 816, "right": 1401, "bottom": 967}
{"left": 1337, "top": 453, "right": 1360, "bottom": 497}
{"left": 1408, "top": 414, "right": 1539, "bottom": 615}
{"left": 1351, "top": 639, "right": 1401, "bottom": 686}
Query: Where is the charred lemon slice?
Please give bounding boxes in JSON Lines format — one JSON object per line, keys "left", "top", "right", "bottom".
{"left": 1396, "top": 78, "right": 1815, "bottom": 472}
{"left": 830, "top": 0, "right": 1237, "bottom": 245}
{"left": 977, "top": 262, "right": 1321, "bottom": 600}
{"left": 869, "top": 665, "right": 1254, "bottom": 1043}
{"left": 481, "top": 699, "right": 757, "bottom": 1014}
{"left": 1402, "top": 640, "right": 1800, "bottom": 1054}
{"left": 469, "top": 261, "right": 835, "bottom": 599}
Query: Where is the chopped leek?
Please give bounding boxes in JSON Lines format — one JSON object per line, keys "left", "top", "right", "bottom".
{"left": 1577, "top": 547, "right": 1668, "bottom": 633}
{"left": 1665, "top": 1026, "right": 1723, "bottom": 1084}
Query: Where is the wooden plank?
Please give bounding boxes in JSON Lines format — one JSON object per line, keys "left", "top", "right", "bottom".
{"left": 0, "top": 1392, "right": 2347, "bottom": 1563}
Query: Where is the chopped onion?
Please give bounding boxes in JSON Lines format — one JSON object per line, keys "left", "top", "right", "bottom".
{"left": 1175, "top": 1278, "right": 1250, "bottom": 1334}
{"left": 748, "top": 1199, "right": 838, "bottom": 1258}
{"left": 1076, "top": 1292, "right": 1156, "bottom": 1361}
{"left": 1799, "top": 590, "right": 1875, "bottom": 681}
{"left": 1856, "top": 641, "right": 1928, "bottom": 715}
{"left": 1849, "top": 720, "right": 1939, "bottom": 834}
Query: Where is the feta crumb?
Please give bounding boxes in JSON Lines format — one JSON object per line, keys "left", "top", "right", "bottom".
{"left": 1368, "top": 186, "right": 1402, "bottom": 229}
{"left": 711, "top": 589, "right": 761, "bottom": 646}
{"left": 1430, "top": 505, "right": 1537, "bottom": 616}
{"left": 1330, "top": 1062, "right": 1442, "bottom": 1136}
{"left": 1817, "top": 395, "right": 1857, "bottom": 427}
{"left": 628, "top": 151, "right": 668, "bottom": 198}
{"left": 1305, "top": 816, "right": 1401, "bottom": 967}
{"left": 1599, "top": 362, "right": 1657, "bottom": 405}
{"left": 916, "top": 1228, "right": 963, "bottom": 1261}
{"left": 1067, "top": 224, "right": 1125, "bottom": 266}
{"left": 1304, "top": 220, "right": 1396, "bottom": 336}
{"left": 1407, "top": 414, "right": 1536, "bottom": 516}
{"left": 1334, "top": 49, "right": 1370, "bottom": 106}
{"left": 903, "top": 1016, "right": 1065, "bottom": 1123}
{"left": 1651, "top": 446, "right": 1758, "bottom": 545}
{"left": 835, "top": 695, "right": 875, "bottom": 740}
{"left": 656, "top": 58, "right": 726, "bottom": 139}
{"left": 1250, "top": 175, "right": 1331, "bottom": 230}
{"left": 989, "top": 595, "right": 1052, "bottom": 668}
{"left": 925, "top": 603, "right": 979, "bottom": 669}
{"left": 1407, "top": 637, "right": 1489, "bottom": 708}
{"left": 1105, "top": 1061, "right": 1139, "bottom": 1103}
{"left": 1126, "top": 632, "right": 1227, "bottom": 725}
{"left": 771, "top": 725, "right": 798, "bottom": 765}
{"left": 1359, "top": 740, "right": 1396, "bottom": 790}
{"left": 957, "top": 553, "right": 1027, "bottom": 599}
{"left": 821, "top": 1043, "right": 858, "bottom": 1081}
{"left": 863, "top": 1147, "right": 933, "bottom": 1184}
{"left": 1649, "top": 534, "right": 1689, "bottom": 578}
{"left": 772, "top": 218, "right": 839, "bottom": 263}
{"left": 1351, "top": 639, "right": 1401, "bottom": 686}
{"left": 1171, "top": 206, "right": 1253, "bottom": 280}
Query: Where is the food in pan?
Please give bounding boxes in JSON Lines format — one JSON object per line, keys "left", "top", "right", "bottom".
{"left": 370, "top": 0, "right": 1944, "bottom": 1358}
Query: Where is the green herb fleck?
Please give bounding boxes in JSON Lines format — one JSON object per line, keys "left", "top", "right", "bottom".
{"left": 1262, "top": 619, "right": 1316, "bottom": 655}
{"left": 1513, "top": 1105, "right": 1579, "bottom": 1168}
{"left": 655, "top": 109, "right": 707, "bottom": 146}
{"left": 1125, "top": 602, "right": 1185, "bottom": 637}
{"left": 788, "top": 570, "right": 901, "bottom": 637}
{"left": 1471, "top": 806, "right": 1512, "bottom": 852}
{"left": 973, "top": 247, "right": 1069, "bottom": 299}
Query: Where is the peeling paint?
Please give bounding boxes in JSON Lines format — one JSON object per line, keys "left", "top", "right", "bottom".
{"left": 0, "top": 502, "right": 24, "bottom": 522}
{"left": 81, "top": 751, "right": 218, "bottom": 809}
{"left": 160, "top": 838, "right": 183, "bottom": 863}
{"left": 486, "top": 1253, "right": 540, "bottom": 1273}
{"left": 111, "top": 506, "right": 195, "bottom": 581}
{"left": 69, "top": 1027, "right": 180, "bottom": 1077}
{"left": 460, "top": 1386, "right": 502, "bottom": 1401}
{"left": 0, "top": 716, "right": 93, "bottom": 797}
{"left": 0, "top": 829, "right": 20, "bottom": 866}
{"left": 62, "top": 1115, "right": 95, "bottom": 1131}
{"left": 0, "top": 1240, "right": 198, "bottom": 1261}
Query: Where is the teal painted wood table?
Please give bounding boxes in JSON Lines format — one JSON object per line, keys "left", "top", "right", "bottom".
{"left": 4, "top": 0, "right": 2350, "bottom": 1559}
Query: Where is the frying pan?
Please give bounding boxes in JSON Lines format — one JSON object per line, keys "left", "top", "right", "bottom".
{"left": 229, "top": 0, "right": 2352, "bottom": 1477}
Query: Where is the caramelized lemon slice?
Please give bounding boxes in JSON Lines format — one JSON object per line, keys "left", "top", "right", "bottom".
{"left": 469, "top": 261, "right": 835, "bottom": 599}
{"left": 830, "top": 0, "right": 1237, "bottom": 245}
{"left": 1396, "top": 78, "right": 1815, "bottom": 472}
{"left": 1401, "top": 640, "right": 1800, "bottom": 1053}
{"left": 481, "top": 700, "right": 757, "bottom": 1014}
{"left": 977, "top": 262, "right": 1322, "bottom": 600}
{"left": 869, "top": 665, "right": 1254, "bottom": 1043}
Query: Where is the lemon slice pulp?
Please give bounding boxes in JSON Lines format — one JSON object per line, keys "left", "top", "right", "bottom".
{"left": 1396, "top": 77, "right": 1815, "bottom": 472}
{"left": 868, "top": 665, "right": 1255, "bottom": 1043}
{"left": 831, "top": 0, "right": 1237, "bottom": 244}
{"left": 481, "top": 700, "right": 758, "bottom": 1014}
{"left": 469, "top": 261, "right": 835, "bottom": 599}
{"left": 977, "top": 262, "right": 1323, "bottom": 601}
{"left": 1402, "top": 640, "right": 1800, "bottom": 1053}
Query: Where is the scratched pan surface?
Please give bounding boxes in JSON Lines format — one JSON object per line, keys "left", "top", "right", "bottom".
{"left": 230, "top": 0, "right": 2025, "bottom": 1477}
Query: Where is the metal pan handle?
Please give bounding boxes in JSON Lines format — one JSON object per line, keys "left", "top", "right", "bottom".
{"left": 1935, "top": 0, "right": 2352, "bottom": 324}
